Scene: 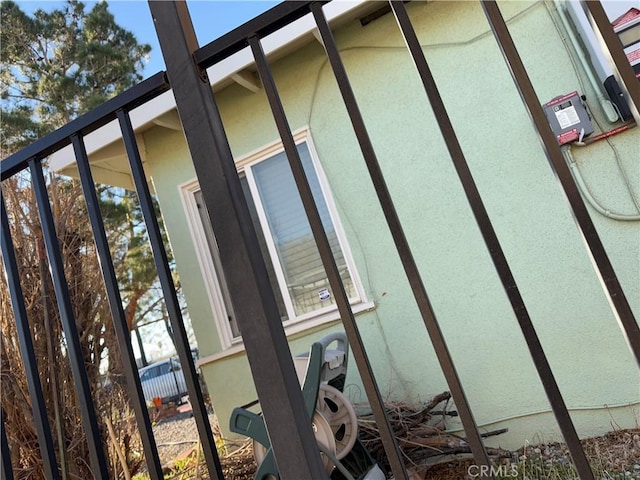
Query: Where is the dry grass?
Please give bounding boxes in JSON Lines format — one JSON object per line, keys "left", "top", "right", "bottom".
{"left": 155, "top": 425, "right": 640, "bottom": 480}
{"left": 406, "top": 428, "right": 640, "bottom": 480}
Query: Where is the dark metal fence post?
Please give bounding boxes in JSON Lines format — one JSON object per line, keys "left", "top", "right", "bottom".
{"left": 1, "top": 409, "right": 14, "bottom": 480}
{"left": 248, "top": 32, "right": 409, "bottom": 480}
{"left": 29, "top": 159, "right": 110, "bottom": 479}
{"left": 147, "top": 2, "right": 327, "bottom": 478}
{"left": 72, "top": 133, "right": 164, "bottom": 479}
{"left": 117, "top": 108, "right": 225, "bottom": 480}
{"left": 480, "top": 0, "right": 640, "bottom": 369}
{"left": 1, "top": 193, "right": 60, "bottom": 480}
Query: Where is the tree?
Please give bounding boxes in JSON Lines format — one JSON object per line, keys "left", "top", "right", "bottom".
{"left": 1, "top": 0, "right": 150, "bottom": 153}
{"left": 0, "top": 1, "right": 167, "bottom": 477}
{"left": 1, "top": 176, "right": 146, "bottom": 478}
{"left": 98, "top": 186, "right": 179, "bottom": 369}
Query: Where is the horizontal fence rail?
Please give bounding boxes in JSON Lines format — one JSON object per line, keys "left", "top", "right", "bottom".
{"left": 194, "top": 1, "right": 327, "bottom": 69}
{"left": 1, "top": 72, "right": 170, "bottom": 181}
{"left": 1, "top": 0, "right": 637, "bottom": 478}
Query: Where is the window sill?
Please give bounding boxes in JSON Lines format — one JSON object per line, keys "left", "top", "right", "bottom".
{"left": 197, "top": 301, "right": 376, "bottom": 367}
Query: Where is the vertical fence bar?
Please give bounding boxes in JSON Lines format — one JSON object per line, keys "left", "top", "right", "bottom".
{"left": 28, "top": 159, "right": 110, "bottom": 479}
{"left": 148, "top": 3, "right": 328, "bottom": 479}
{"left": 0, "top": 408, "right": 11, "bottom": 480}
{"left": 116, "top": 108, "right": 225, "bottom": 480}
{"left": 72, "top": 134, "right": 164, "bottom": 479}
{"left": 389, "top": 2, "right": 596, "bottom": 478}
{"left": 0, "top": 193, "right": 60, "bottom": 480}
{"left": 248, "top": 34, "right": 409, "bottom": 480}
{"left": 481, "top": 0, "right": 640, "bottom": 368}
{"left": 310, "top": 2, "right": 493, "bottom": 472}
{"left": 583, "top": 1, "right": 640, "bottom": 124}
{"left": 0, "top": 408, "right": 12, "bottom": 480}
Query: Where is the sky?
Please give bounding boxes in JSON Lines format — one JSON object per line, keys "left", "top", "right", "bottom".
{"left": 17, "top": 0, "right": 281, "bottom": 79}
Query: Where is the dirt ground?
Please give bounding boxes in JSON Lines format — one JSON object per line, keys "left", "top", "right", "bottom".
{"left": 153, "top": 410, "right": 640, "bottom": 480}
{"left": 408, "top": 427, "right": 640, "bottom": 479}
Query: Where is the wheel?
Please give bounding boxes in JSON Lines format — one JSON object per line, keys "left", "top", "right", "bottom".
{"left": 316, "top": 384, "right": 358, "bottom": 459}
{"left": 252, "top": 411, "right": 337, "bottom": 474}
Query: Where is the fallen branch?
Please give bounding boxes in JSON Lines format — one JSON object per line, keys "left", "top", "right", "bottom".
{"left": 356, "top": 392, "right": 509, "bottom": 473}
{"left": 157, "top": 440, "right": 200, "bottom": 447}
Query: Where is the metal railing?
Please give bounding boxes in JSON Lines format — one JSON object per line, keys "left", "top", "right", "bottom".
{"left": 2, "top": 1, "right": 638, "bottom": 479}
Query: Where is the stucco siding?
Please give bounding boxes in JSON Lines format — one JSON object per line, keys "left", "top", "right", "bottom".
{"left": 143, "top": 0, "right": 639, "bottom": 447}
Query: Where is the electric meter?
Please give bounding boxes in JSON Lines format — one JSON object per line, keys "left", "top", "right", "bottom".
{"left": 543, "top": 91, "right": 594, "bottom": 145}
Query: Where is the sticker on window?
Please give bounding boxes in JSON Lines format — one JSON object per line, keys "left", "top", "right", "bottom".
{"left": 318, "top": 288, "right": 331, "bottom": 301}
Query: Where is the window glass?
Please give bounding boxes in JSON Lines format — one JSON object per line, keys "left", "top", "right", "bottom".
{"left": 195, "top": 187, "right": 288, "bottom": 339}
{"left": 239, "top": 176, "right": 289, "bottom": 321}
{"left": 250, "top": 143, "right": 355, "bottom": 316}
{"left": 141, "top": 365, "right": 160, "bottom": 380}
{"left": 618, "top": 23, "right": 640, "bottom": 48}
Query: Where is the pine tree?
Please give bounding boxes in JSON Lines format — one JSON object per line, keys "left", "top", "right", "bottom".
{"left": 1, "top": 0, "right": 150, "bottom": 153}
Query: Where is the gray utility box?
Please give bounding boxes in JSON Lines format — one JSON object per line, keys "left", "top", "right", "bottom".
{"left": 543, "top": 91, "right": 594, "bottom": 145}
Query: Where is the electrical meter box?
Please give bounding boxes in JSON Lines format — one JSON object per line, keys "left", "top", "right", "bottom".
{"left": 543, "top": 91, "right": 594, "bottom": 145}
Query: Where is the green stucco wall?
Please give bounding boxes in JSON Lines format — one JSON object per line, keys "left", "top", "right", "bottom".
{"left": 143, "top": 1, "right": 639, "bottom": 449}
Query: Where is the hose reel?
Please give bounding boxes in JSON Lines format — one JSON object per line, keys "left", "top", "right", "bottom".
{"left": 230, "top": 333, "right": 383, "bottom": 480}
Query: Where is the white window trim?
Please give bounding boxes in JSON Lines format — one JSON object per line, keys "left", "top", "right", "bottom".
{"left": 197, "top": 301, "right": 375, "bottom": 366}
{"left": 179, "top": 127, "right": 370, "bottom": 351}
{"left": 179, "top": 179, "right": 235, "bottom": 348}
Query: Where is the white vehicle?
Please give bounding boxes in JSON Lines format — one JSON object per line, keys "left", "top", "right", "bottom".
{"left": 138, "top": 357, "right": 188, "bottom": 405}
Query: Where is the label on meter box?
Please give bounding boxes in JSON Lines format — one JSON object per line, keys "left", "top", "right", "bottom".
{"left": 554, "top": 101, "right": 580, "bottom": 129}
{"left": 543, "top": 91, "right": 593, "bottom": 145}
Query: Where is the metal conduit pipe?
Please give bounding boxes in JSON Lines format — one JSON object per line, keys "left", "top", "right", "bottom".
{"left": 564, "top": 146, "right": 640, "bottom": 221}
{"left": 551, "top": 0, "right": 619, "bottom": 123}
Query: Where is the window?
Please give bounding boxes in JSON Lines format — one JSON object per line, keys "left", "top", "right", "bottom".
{"left": 182, "top": 130, "right": 366, "bottom": 348}
{"left": 139, "top": 368, "right": 155, "bottom": 382}
{"left": 139, "top": 362, "right": 170, "bottom": 381}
